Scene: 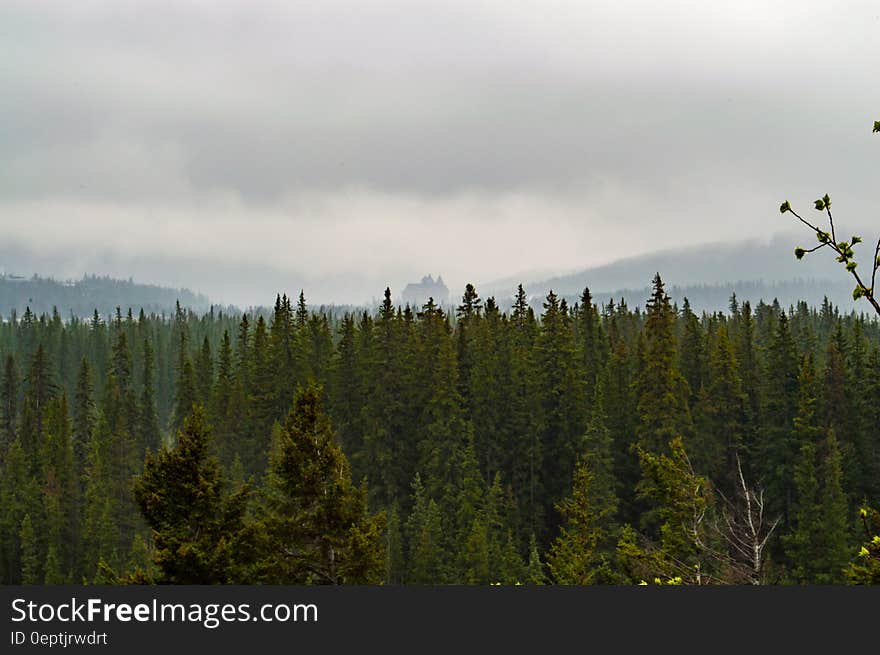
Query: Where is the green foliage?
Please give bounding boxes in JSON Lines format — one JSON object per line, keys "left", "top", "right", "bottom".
{"left": 133, "top": 407, "right": 250, "bottom": 583}
{"left": 848, "top": 507, "right": 880, "bottom": 584}
{"left": 0, "top": 277, "right": 877, "bottom": 585}
{"left": 252, "top": 383, "right": 385, "bottom": 584}
{"left": 548, "top": 458, "right": 616, "bottom": 584}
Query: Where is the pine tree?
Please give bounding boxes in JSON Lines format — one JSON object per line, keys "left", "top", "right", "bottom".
{"left": 406, "top": 473, "right": 447, "bottom": 583}
{"left": 139, "top": 338, "right": 161, "bottom": 454}
{"left": 81, "top": 416, "right": 118, "bottom": 580}
{"left": 133, "top": 407, "right": 250, "bottom": 584}
{"left": 1, "top": 354, "right": 18, "bottom": 454}
{"left": 23, "top": 342, "right": 57, "bottom": 454}
{"left": 621, "top": 438, "right": 715, "bottom": 585}
{"left": 330, "top": 313, "right": 362, "bottom": 456}
{"left": 576, "top": 287, "right": 605, "bottom": 412}
{"left": 41, "top": 394, "right": 79, "bottom": 581}
{"left": 416, "top": 300, "right": 471, "bottom": 503}
{"left": 817, "top": 430, "right": 850, "bottom": 583}
{"left": 384, "top": 503, "right": 406, "bottom": 584}
{"left": 19, "top": 514, "right": 40, "bottom": 584}
{"left": 524, "top": 533, "right": 546, "bottom": 584}
{"left": 698, "top": 324, "right": 747, "bottom": 489}
{"left": 757, "top": 312, "right": 800, "bottom": 524}
{"left": 194, "top": 336, "right": 214, "bottom": 408}
{"left": 679, "top": 298, "right": 706, "bottom": 401}
{"left": 171, "top": 334, "right": 197, "bottom": 433}
{"left": 784, "top": 440, "right": 822, "bottom": 583}
{"left": 548, "top": 457, "right": 617, "bottom": 584}
{"left": 72, "top": 358, "right": 95, "bottom": 476}
{"left": 634, "top": 275, "right": 692, "bottom": 454}
{"left": 455, "top": 283, "right": 482, "bottom": 411}
{"left": 307, "top": 313, "right": 334, "bottom": 389}
{"left": 534, "top": 291, "right": 585, "bottom": 530}
{"left": 211, "top": 330, "right": 235, "bottom": 466}
{"left": 253, "top": 383, "right": 385, "bottom": 584}
{"left": 506, "top": 284, "right": 542, "bottom": 540}
{"left": 0, "top": 440, "right": 41, "bottom": 583}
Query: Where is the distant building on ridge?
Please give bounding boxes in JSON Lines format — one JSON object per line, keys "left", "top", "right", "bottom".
{"left": 401, "top": 274, "right": 449, "bottom": 307}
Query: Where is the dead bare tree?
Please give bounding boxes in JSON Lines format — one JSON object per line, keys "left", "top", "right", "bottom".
{"left": 712, "top": 456, "right": 781, "bottom": 585}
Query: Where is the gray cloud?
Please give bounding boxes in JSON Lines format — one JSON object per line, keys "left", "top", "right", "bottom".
{"left": 1, "top": 1, "right": 878, "bottom": 305}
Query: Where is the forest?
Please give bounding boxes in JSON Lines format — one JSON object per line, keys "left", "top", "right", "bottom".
{"left": 1, "top": 275, "right": 879, "bottom": 585}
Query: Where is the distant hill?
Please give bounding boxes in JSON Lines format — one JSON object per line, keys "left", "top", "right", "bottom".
{"left": 582, "top": 278, "right": 857, "bottom": 315}
{"left": 0, "top": 274, "right": 212, "bottom": 318}
{"left": 483, "top": 235, "right": 869, "bottom": 313}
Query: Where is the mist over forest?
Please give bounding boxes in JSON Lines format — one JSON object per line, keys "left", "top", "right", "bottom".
{"left": 2, "top": 2, "right": 879, "bottom": 592}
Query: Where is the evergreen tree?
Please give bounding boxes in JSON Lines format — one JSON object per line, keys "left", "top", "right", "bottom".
{"left": 1, "top": 354, "right": 18, "bottom": 454}
{"left": 72, "top": 358, "right": 95, "bottom": 476}
{"left": 133, "top": 407, "right": 250, "bottom": 584}
{"left": 406, "top": 473, "right": 447, "bottom": 583}
{"left": 534, "top": 291, "right": 585, "bottom": 531}
{"left": 19, "top": 514, "right": 40, "bottom": 584}
{"left": 194, "top": 336, "right": 214, "bottom": 408}
{"left": 698, "top": 324, "right": 747, "bottom": 489}
{"left": 757, "top": 312, "right": 801, "bottom": 524}
{"left": 548, "top": 457, "right": 617, "bottom": 584}
{"left": 139, "top": 338, "right": 161, "bottom": 454}
{"left": 784, "top": 440, "right": 822, "bottom": 583}
{"left": 211, "top": 330, "right": 235, "bottom": 466}
{"left": 0, "top": 440, "right": 41, "bottom": 583}
{"left": 634, "top": 275, "right": 692, "bottom": 454}
{"left": 818, "top": 430, "right": 851, "bottom": 583}
{"left": 171, "top": 334, "right": 197, "bottom": 433}
{"left": 253, "top": 383, "right": 385, "bottom": 584}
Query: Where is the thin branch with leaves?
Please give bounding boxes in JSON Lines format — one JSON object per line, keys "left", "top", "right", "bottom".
{"left": 778, "top": 120, "right": 880, "bottom": 316}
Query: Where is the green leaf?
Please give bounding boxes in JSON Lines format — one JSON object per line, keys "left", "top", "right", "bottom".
{"left": 823, "top": 193, "right": 831, "bottom": 208}
{"left": 853, "top": 286, "right": 865, "bottom": 300}
{"left": 779, "top": 200, "right": 791, "bottom": 213}
{"left": 794, "top": 247, "right": 806, "bottom": 260}
{"left": 846, "top": 261, "right": 857, "bottom": 272}
{"left": 874, "top": 120, "right": 880, "bottom": 133}
{"left": 851, "top": 235, "right": 862, "bottom": 245}
{"left": 814, "top": 199, "right": 825, "bottom": 211}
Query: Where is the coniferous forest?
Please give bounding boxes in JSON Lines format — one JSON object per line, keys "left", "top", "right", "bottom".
{"left": 2, "top": 276, "right": 879, "bottom": 586}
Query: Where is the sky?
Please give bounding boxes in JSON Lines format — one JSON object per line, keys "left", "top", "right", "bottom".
{"left": 1, "top": 0, "right": 878, "bottom": 307}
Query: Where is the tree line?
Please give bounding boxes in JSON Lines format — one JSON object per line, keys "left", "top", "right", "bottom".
{"left": 1, "top": 277, "right": 879, "bottom": 585}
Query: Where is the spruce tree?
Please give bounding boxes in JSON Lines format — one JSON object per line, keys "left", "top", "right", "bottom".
{"left": 1, "top": 354, "right": 18, "bottom": 454}
{"left": 534, "top": 291, "right": 585, "bottom": 530}
{"left": 634, "top": 274, "right": 692, "bottom": 454}
{"left": 19, "top": 514, "right": 40, "bottom": 584}
{"left": 406, "top": 473, "right": 447, "bottom": 583}
{"left": 72, "top": 358, "right": 95, "bottom": 476}
{"left": 253, "top": 383, "right": 385, "bottom": 584}
{"left": 757, "top": 312, "right": 801, "bottom": 524}
{"left": 171, "top": 334, "right": 197, "bottom": 433}
{"left": 194, "top": 336, "right": 214, "bottom": 408}
{"left": 548, "top": 457, "right": 617, "bottom": 584}
{"left": 699, "top": 324, "right": 747, "bottom": 489}
{"left": 133, "top": 407, "right": 250, "bottom": 584}
{"left": 817, "top": 430, "right": 850, "bottom": 583}
{"left": 784, "top": 440, "right": 822, "bottom": 583}
{"left": 139, "top": 338, "right": 161, "bottom": 454}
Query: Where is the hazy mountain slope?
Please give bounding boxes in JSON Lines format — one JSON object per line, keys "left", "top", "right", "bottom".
{"left": 483, "top": 235, "right": 868, "bottom": 312}
{"left": 0, "top": 274, "right": 212, "bottom": 318}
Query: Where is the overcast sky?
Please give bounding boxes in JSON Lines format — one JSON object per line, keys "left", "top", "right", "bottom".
{"left": 1, "top": 0, "right": 878, "bottom": 306}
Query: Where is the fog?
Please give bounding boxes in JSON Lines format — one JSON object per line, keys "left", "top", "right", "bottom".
{"left": 1, "top": 1, "right": 878, "bottom": 306}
